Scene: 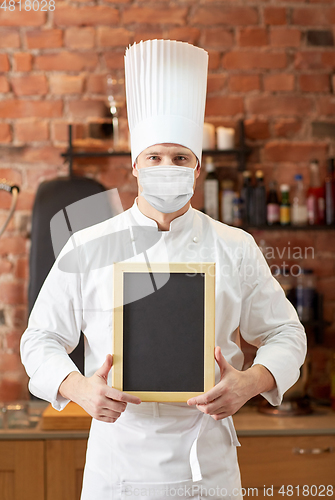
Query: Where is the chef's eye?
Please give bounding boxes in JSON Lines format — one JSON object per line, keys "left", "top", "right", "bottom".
{"left": 148, "top": 155, "right": 160, "bottom": 161}
{"left": 175, "top": 156, "right": 187, "bottom": 162}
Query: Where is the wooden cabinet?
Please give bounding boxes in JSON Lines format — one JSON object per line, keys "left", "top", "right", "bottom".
{"left": 237, "top": 434, "right": 335, "bottom": 499}
{"left": 0, "top": 441, "right": 44, "bottom": 500}
{"left": 46, "top": 440, "right": 87, "bottom": 500}
{"left": 1, "top": 405, "right": 334, "bottom": 500}
{"left": 0, "top": 438, "right": 87, "bottom": 500}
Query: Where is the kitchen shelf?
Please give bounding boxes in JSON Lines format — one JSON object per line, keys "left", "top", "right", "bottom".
{"left": 60, "top": 120, "right": 252, "bottom": 176}
{"left": 243, "top": 224, "right": 335, "bottom": 231}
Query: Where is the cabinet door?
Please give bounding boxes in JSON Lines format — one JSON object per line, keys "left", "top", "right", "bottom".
{"left": 237, "top": 435, "right": 335, "bottom": 497}
{"left": 0, "top": 440, "right": 44, "bottom": 500}
{"left": 46, "top": 439, "right": 87, "bottom": 500}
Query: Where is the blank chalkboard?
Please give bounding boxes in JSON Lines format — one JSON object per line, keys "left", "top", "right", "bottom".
{"left": 112, "top": 262, "right": 215, "bottom": 402}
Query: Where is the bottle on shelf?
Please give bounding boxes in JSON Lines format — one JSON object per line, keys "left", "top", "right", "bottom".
{"left": 331, "top": 352, "right": 335, "bottom": 411}
{"left": 232, "top": 193, "right": 242, "bottom": 226}
{"left": 307, "top": 159, "right": 325, "bottom": 225}
{"left": 279, "top": 184, "right": 291, "bottom": 226}
{"left": 295, "top": 269, "right": 316, "bottom": 323}
{"left": 266, "top": 180, "right": 280, "bottom": 226}
{"left": 252, "top": 170, "right": 266, "bottom": 226}
{"left": 240, "top": 170, "right": 253, "bottom": 226}
{"left": 325, "top": 158, "right": 335, "bottom": 226}
{"left": 203, "top": 156, "right": 219, "bottom": 220}
{"left": 220, "top": 179, "right": 235, "bottom": 224}
{"left": 291, "top": 174, "right": 308, "bottom": 227}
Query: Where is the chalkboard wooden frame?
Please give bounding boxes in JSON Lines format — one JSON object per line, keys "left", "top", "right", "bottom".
{"left": 112, "top": 262, "right": 215, "bottom": 402}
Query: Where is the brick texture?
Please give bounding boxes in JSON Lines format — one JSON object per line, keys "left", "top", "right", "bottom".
{"left": 11, "top": 74, "right": 48, "bottom": 96}
{"left": 35, "top": 52, "right": 98, "bottom": 71}
{"left": 25, "top": 29, "right": 63, "bottom": 49}
{"left": 237, "top": 28, "right": 268, "bottom": 47}
{"left": 223, "top": 51, "right": 287, "bottom": 70}
{"left": 229, "top": 75, "right": 260, "bottom": 92}
{"left": 263, "top": 74, "right": 295, "bottom": 92}
{"left": 191, "top": 7, "right": 258, "bottom": 26}
{"left": 122, "top": 7, "right": 187, "bottom": 25}
{"left": 270, "top": 28, "right": 301, "bottom": 48}
{"left": 299, "top": 74, "right": 330, "bottom": 92}
{"left": 15, "top": 120, "right": 49, "bottom": 143}
{"left": 64, "top": 28, "right": 95, "bottom": 50}
{"left": 0, "top": 30, "right": 20, "bottom": 49}
{"left": 54, "top": 5, "right": 119, "bottom": 27}
{"left": 1, "top": 0, "right": 335, "bottom": 400}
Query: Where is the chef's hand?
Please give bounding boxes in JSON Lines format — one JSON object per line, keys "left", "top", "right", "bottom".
{"left": 59, "top": 354, "right": 141, "bottom": 423}
{"left": 187, "top": 346, "right": 276, "bottom": 420}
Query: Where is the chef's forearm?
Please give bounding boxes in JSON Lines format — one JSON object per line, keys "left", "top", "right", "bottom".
{"left": 58, "top": 371, "right": 85, "bottom": 402}
{"left": 245, "top": 363, "right": 276, "bottom": 398}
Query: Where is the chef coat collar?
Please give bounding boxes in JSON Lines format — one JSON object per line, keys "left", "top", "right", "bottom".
{"left": 130, "top": 198, "right": 195, "bottom": 232}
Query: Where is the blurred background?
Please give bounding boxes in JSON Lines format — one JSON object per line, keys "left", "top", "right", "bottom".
{"left": 0, "top": 0, "right": 334, "bottom": 408}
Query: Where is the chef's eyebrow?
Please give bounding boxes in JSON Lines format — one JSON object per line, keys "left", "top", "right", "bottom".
{"left": 145, "top": 150, "right": 190, "bottom": 156}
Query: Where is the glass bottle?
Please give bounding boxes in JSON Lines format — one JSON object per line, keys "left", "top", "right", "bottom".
{"left": 291, "top": 174, "right": 308, "bottom": 226}
{"left": 221, "top": 180, "right": 234, "bottom": 224}
{"left": 279, "top": 184, "right": 291, "bottom": 226}
{"left": 253, "top": 170, "right": 267, "bottom": 226}
{"left": 240, "top": 170, "right": 253, "bottom": 226}
{"left": 232, "top": 193, "right": 242, "bottom": 226}
{"left": 331, "top": 352, "right": 335, "bottom": 411}
{"left": 295, "top": 269, "right": 316, "bottom": 323}
{"left": 266, "top": 180, "right": 280, "bottom": 226}
{"left": 307, "top": 159, "right": 325, "bottom": 225}
{"left": 203, "top": 156, "right": 219, "bottom": 220}
{"left": 325, "top": 158, "right": 335, "bottom": 226}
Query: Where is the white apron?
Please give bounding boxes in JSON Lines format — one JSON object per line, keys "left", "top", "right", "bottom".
{"left": 81, "top": 402, "right": 242, "bottom": 500}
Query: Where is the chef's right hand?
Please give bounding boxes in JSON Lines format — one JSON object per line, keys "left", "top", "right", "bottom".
{"left": 59, "top": 354, "right": 141, "bottom": 423}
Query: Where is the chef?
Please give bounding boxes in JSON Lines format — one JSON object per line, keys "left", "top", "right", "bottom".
{"left": 20, "top": 40, "right": 307, "bottom": 500}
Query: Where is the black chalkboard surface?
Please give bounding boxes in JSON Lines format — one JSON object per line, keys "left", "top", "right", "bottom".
{"left": 112, "top": 262, "right": 215, "bottom": 402}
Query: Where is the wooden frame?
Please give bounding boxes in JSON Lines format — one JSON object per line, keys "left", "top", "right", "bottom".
{"left": 112, "top": 262, "right": 215, "bottom": 402}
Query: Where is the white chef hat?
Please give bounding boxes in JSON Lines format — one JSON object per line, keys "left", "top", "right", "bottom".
{"left": 124, "top": 39, "right": 209, "bottom": 166}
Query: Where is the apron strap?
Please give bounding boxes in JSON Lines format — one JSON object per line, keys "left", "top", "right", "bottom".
{"left": 189, "top": 413, "right": 211, "bottom": 482}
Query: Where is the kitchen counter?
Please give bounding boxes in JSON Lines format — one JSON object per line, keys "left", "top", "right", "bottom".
{"left": 0, "top": 401, "right": 89, "bottom": 440}
{"left": 233, "top": 404, "right": 335, "bottom": 437}
{"left": 0, "top": 401, "right": 334, "bottom": 440}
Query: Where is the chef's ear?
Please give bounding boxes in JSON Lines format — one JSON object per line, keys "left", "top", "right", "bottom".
{"left": 195, "top": 159, "right": 201, "bottom": 179}
{"left": 132, "top": 159, "right": 138, "bottom": 178}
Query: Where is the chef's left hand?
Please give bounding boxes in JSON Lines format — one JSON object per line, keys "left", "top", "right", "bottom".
{"left": 187, "top": 346, "right": 275, "bottom": 420}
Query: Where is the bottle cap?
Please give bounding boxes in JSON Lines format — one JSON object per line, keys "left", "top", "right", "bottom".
{"left": 295, "top": 174, "right": 303, "bottom": 180}
{"left": 205, "top": 156, "right": 215, "bottom": 172}
{"left": 280, "top": 184, "right": 290, "bottom": 191}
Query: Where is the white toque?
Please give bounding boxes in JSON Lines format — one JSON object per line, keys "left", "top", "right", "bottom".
{"left": 124, "top": 39, "right": 209, "bottom": 166}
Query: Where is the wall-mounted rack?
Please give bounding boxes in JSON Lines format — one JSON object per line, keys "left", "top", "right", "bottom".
{"left": 245, "top": 224, "right": 335, "bottom": 231}
{"left": 61, "top": 120, "right": 252, "bottom": 176}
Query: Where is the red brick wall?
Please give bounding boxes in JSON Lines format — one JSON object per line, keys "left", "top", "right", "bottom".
{"left": 0, "top": 1, "right": 335, "bottom": 401}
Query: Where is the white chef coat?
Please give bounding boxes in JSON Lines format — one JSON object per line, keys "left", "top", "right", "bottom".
{"left": 20, "top": 198, "right": 307, "bottom": 500}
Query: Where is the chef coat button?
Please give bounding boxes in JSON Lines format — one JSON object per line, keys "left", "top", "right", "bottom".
{"left": 193, "top": 236, "right": 199, "bottom": 243}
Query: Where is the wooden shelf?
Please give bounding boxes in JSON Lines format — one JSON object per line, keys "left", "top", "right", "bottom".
{"left": 244, "top": 224, "right": 335, "bottom": 231}
{"left": 61, "top": 120, "right": 252, "bottom": 175}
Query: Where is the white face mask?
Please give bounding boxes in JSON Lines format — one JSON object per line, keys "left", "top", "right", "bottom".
{"left": 136, "top": 162, "right": 198, "bottom": 214}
